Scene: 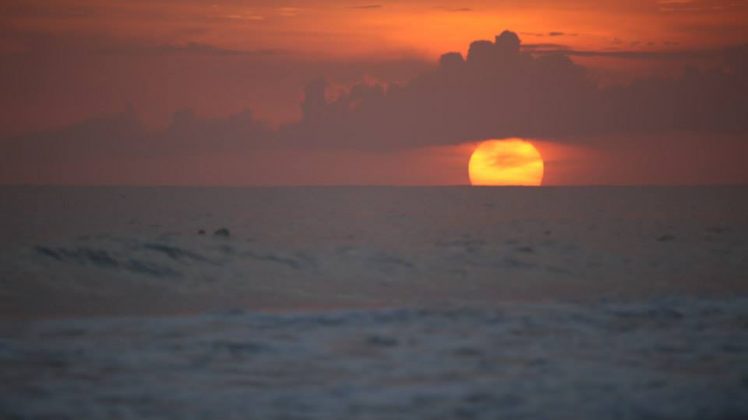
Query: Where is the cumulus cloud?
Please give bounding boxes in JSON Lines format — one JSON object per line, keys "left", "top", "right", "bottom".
{"left": 280, "top": 31, "right": 747, "bottom": 149}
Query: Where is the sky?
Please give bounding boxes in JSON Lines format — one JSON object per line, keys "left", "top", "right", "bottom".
{"left": 0, "top": 0, "right": 746, "bottom": 185}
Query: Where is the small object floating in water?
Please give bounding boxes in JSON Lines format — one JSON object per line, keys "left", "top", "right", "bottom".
{"left": 657, "top": 234, "right": 676, "bottom": 242}
{"left": 214, "top": 228, "right": 231, "bottom": 237}
{"left": 197, "top": 229, "right": 206, "bottom": 235}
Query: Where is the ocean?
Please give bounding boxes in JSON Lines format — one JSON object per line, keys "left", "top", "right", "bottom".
{"left": 1, "top": 186, "right": 746, "bottom": 418}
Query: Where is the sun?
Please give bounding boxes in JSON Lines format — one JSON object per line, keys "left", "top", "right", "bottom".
{"left": 468, "top": 139, "right": 544, "bottom": 186}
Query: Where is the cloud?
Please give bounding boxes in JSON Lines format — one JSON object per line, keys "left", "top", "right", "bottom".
{"left": 0, "top": 108, "right": 270, "bottom": 170}
{"left": 98, "top": 42, "right": 282, "bottom": 57}
{"left": 538, "top": 44, "right": 747, "bottom": 61}
{"left": 0, "top": 30, "right": 431, "bottom": 137}
{"left": 279, "top": 31, "right": 747, "bottom": 149}
{"left": 2, "top": 30, "right": 747, "bottom": 184}
{"left": 656, "top": 0, "right": 746, "bottom": 13}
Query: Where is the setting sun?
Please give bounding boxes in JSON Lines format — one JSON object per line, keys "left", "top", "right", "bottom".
{"left": 468, "top": 139, "right": 544, "bottom": 186}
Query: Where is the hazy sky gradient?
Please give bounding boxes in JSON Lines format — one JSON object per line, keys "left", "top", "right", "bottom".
{"left": 0, "top": 0, "right": 746, "bottom": 185}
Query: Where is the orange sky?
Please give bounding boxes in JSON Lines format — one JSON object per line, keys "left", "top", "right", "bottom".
{"left": 4, "top": 0, "right": 747, "bottom": 57}
{"left": 0, "top": 0, "right": 746, "bottom": 185}
{"left": 1, "top": 0, "right": 746, "bottom": 126}
{"left": 0, "top": 0, "right": 744, "bottom": 128}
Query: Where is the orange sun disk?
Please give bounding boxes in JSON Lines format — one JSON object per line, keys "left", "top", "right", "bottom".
{"left": 468, "top": 139, "right": 544, "bottom": 186}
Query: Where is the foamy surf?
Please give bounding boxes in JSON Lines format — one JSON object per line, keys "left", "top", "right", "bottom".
{"left": 2, "top": 298, "right": 747, "bottom": 419}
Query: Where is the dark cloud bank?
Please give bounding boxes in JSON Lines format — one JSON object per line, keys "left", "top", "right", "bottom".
{"left": 289, "top": 31, "right": 746, "bottom": 148}
{"left": 1, "top": 31, "right": 747, "bottom": 180}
